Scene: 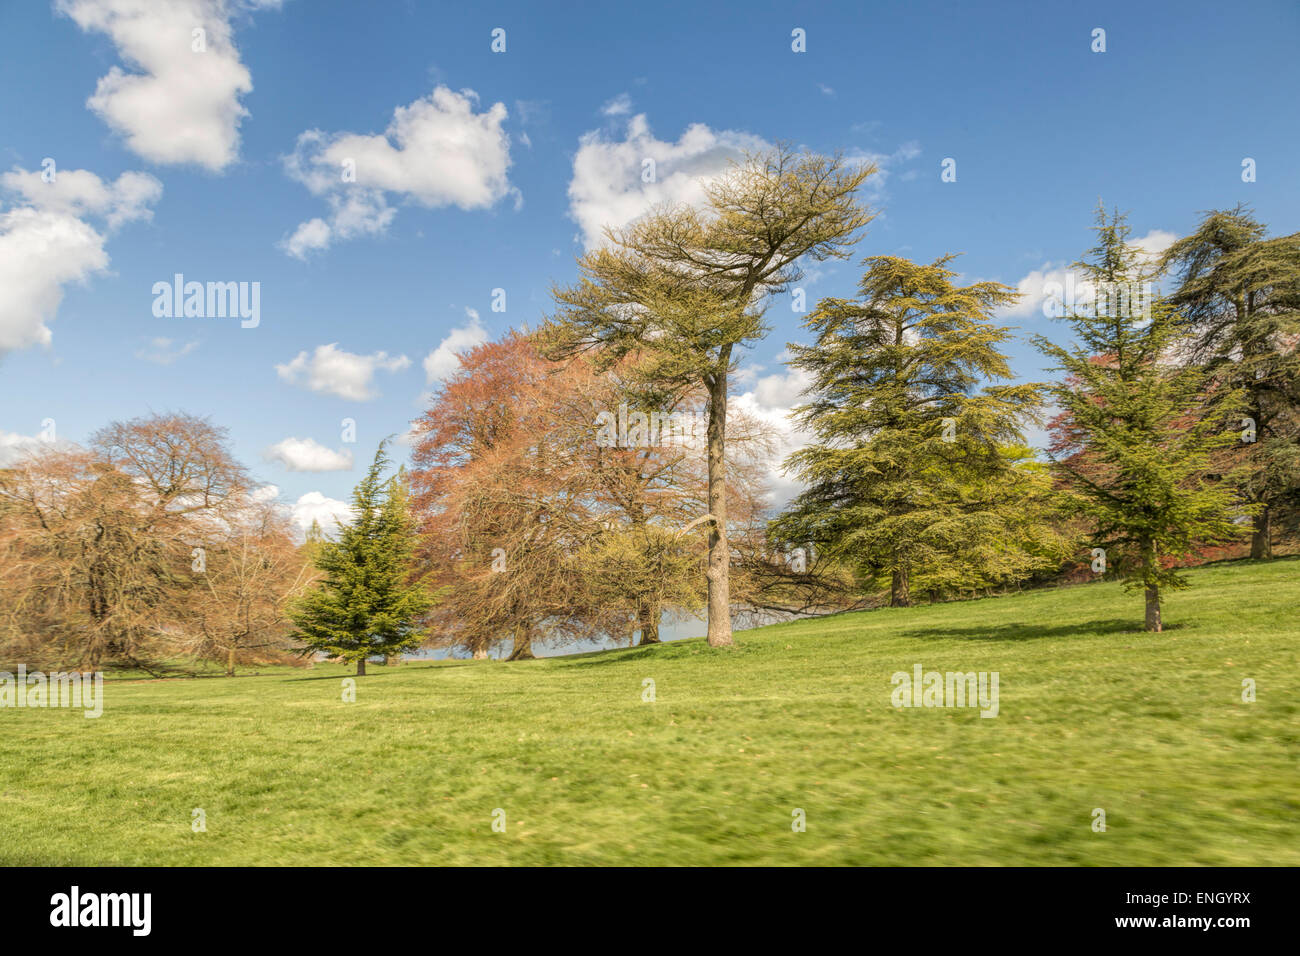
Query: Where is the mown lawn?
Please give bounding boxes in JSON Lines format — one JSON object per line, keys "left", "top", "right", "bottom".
{"left": 3, "top": 558, "right": 1297, "bottom": 866}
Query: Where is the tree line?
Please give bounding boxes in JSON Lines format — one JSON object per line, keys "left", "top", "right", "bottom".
{"left": 3, "top": 147, "right": 1296, "bottom": 671}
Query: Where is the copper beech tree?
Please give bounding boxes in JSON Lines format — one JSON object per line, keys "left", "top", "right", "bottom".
{"left": 409, "top": 332, "right": 775, "bottom": 658}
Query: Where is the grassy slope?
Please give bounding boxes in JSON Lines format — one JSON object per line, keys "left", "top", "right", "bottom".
{"left": 3, "top": 559, "right": 1297, "bottom": 866}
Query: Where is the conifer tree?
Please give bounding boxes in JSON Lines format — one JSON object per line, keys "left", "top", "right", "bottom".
{"left": 290, "top": 442, "right": 433, "bottom": 674}
{"left": 1160, "top": 206, "right": 1300, "bottom": 558}
{"left": 543, "top": 146, "right": 874, "bottom": 646}
{"left": 770, "top": 254, "right": 1052, "bottom": 607}
{"left": 1034, "top": 206, "right": 1245, "bottom": 631}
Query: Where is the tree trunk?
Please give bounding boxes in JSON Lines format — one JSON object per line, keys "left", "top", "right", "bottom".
{"left": 705, "top": 371, "right": 733, "bottom": 647}
{"left": 638, "top": 603, "right": 661, "bottom": 645}
{"left": 506, "top": 627, "right": 535, "bottom": 661}
{"left": 1251, "top": 503, "right": 1272, "bottom": 559}
{"left": 1144, "top": 586, "right": 1162, "bottom": 632}
{"left": 226, "top": 646, "right": 236, "bottom": 677}
{"left": 356, "top": 658, "right": 366, "bottom": 677}
{"left": 890, "top": 567, "right": 911, "bottom": 608}
{"left": 1141, "top": 535, "right": 1161, "bottom": 632}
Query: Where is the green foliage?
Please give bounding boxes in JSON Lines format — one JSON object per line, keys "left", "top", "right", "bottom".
{"left": 1160, "top": 205, "right": 1300, "bottom": 554}
{"left": 1034, "top": 206, "right": 1247, "bottom": 607}
{"left": 542, "top": 147, "right": 875, "bottom": 394}
{"left": 290, "top": 442, "right": 435, "bottom": 668}
{"left": 772, "top": 254, "right": 1064, "bottom": 604}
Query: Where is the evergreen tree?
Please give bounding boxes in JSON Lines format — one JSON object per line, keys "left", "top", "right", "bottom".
{"left": 770, "top": 254, "right": 1051, "bottom": 607}
{"left": 290, "top": 442, "right": 433, "bottom": 674}
{"left": 1034, "top": 206, "right": 1246, "bottom": 631}
{"left": 542, "top": 146, "right": 873, "bottom": 646}
{"left": 1160, "top": 206, "right": 1300, "bottom": 558}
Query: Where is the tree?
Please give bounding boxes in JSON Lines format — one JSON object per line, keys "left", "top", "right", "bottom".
{"left": 543, "top": 145, "right": 874, "bottom": 646}
{"left": 182, "top": 500, "right": 314, "bottom": 676}
{"left": 1160, "top": 206, "right": 1300, "bottom": 558}
{"left": 1033, "top": 206, "right": 1246, "bottom": 631}
{"left": 290, "top": 442, "right": 433, "bottom": 675}
{"left": 0, "top": 413, "right": 251, "bottom": 671}
{"left": 770, "top": 254, "right": 1055, "bottom": 607}
{"left": 410, "top": 334, "right": 606, "bottom": 660}
{"left": 410, "top": 333, "right": 764, "bottom": 657}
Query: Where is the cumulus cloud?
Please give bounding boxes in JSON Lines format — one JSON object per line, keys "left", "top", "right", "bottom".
{"left": 2, "top": 166, "right": 162, "bottom": 228}
{"left": 422, "top": 308, "right": 488, "bottom": 384}
{"left": 731, "top": 359, "right": 816, "bottom": 508}
{"left": 263, "top": 436, "right": 354, "bottom": 472}
{"left": 55, "top": 0, "right": 277, "bottom": 172}
{"left": 276, "top": 343, "right": 411, "bottom": 401}
{"left": 280, "top": 86, "right": 514, "bottom": 258}
{"left": 0, "top": 430, "right": 54, "bottom": 467}
{"left": 290, "top": 490, "right": 354, "bottom": 537}
{"left": 1133, "top": 229, "right": 1178, "bottom": 260}
{"left": 568, "top": 113, "right": 769, "bottom": 250}
{"left": 0, "top": 166, "right": 161, "bottom": 353}
{"left": 280, "top": 217, "right": 332, "bottom": 260}
{"left": 1001, "top": 229, "right": 1179, "bottom": 320}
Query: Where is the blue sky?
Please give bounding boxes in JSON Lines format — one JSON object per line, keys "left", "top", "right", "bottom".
{"left": 3, "top": 0, "right": 1298, "bottom": 533}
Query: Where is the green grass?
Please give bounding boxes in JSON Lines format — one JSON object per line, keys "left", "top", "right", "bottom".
{"left": 3, "top": 558, "right": 1297, "bottom": 866}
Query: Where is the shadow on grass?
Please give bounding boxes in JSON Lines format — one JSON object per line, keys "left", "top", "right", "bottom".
{"left": 556, "top": 641, "right": 707, "bottom": 668}
{"left": 900, "top": 618, "right": 1187, "bottom": 642}
{"left": 284, "top": 660, "right": 482, "bottom": 682}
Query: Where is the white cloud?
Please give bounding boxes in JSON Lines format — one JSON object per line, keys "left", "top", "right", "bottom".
{"left": 600, "top": 93, "right": 632, "bottom": 116}
{"left": 56, "top": 0, "right": 277, "bottom": 172}
{"left": 281, "top": 86, "right": 514, "bottom": 258}
{"left": 280, "top": 217, "right": 331, "bottom": 260}
{"left": 290, "top": 490, "right": 354, "bottom": 537}
{"left": 1001, "top": 229, "right": 1179, "bottom": 321}
{"left": 568, "top": 113, "right": 769, "bottom": 250}
{"left": 845, "top": 141, "right": 921, "bottom": 201}
{"left": 422, "top": 308, "right": 488, "bottom": 384}
{"left": 0, "top": 430, "right": 51, "bottom": 467}
{"left": 276, "top": 343, "right": 411, "bottom": 401}
{"left": 731, "top": 360, "right": 816, "bottom": 508}
{"left": 1133, "top": 229, "right": 1178, "bottom": 260}
{"left": 251, "top": 483, "right": 279, "bottom": 502}
{"left": 135, "top": 336, "right": 198, "bottom": 364}
{"left": 1, "top": 167, "right": 162, "bottom": 228}
{"left": 264, "top": 436, "right": 354, "bottom": 472}
{"left": 0, "top": 166, "right": 161, "bottom": 353}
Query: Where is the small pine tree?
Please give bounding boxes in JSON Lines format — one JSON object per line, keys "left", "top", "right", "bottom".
{"left": 1033, "top": 205, "right": 1246, "bottom": 631}
{"left": 770, "top": 254, "right": 1051, "bottom": 606}
{"left": 290, "top": 442, "right": 434, "bottom": 674}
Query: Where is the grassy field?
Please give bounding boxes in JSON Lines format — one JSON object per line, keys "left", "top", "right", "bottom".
{"left": 3, "top": 558, "right": 1297, "bottom": 866}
